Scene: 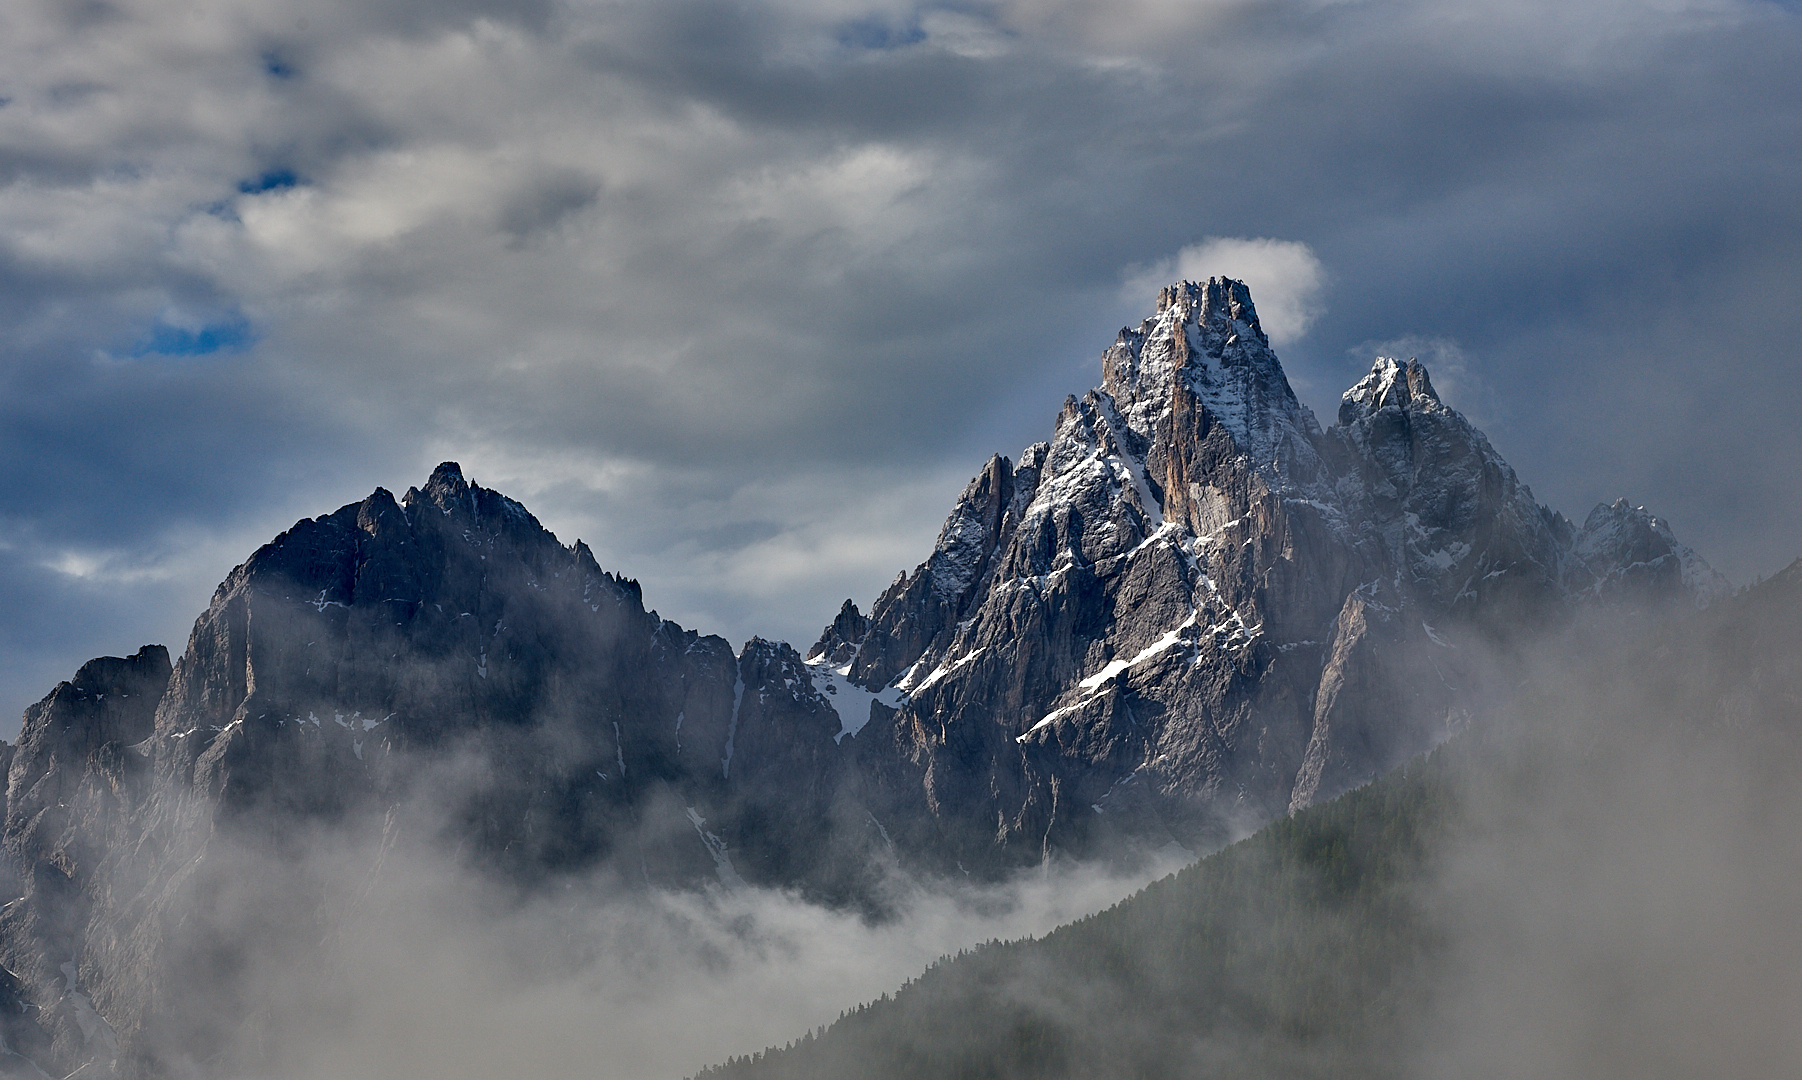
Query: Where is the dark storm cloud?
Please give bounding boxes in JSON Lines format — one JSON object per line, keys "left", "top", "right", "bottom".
{"left": 4, "top": 0, "right": 1800, "bottom": 731}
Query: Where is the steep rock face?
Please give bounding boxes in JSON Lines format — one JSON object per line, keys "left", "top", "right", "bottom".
{"left": 1330, "top": 356, "right": 1572, "bottom": 621}
{"left": 848, "top": 454, "right": 1022, "bottom": 690}
{"left": 6, "top": 648, "right": 170, "bottom": 866}
{"left": 808, "top": 601, "right": 869, "bottom": 668}
{"left": 818, "top": 279, "right": 1724, "bottom": 870}
{"left": 123, "top": 461, "right": 852, "bottom": 879}
{"left": 1286, "top": 591, "right": 1458, "bottom": 813}
{"left": 1102, "top": 279, "right": 1345, "bottom": 642}
{"left": 0, "top": 647, "right": 170, "bottom": 1079}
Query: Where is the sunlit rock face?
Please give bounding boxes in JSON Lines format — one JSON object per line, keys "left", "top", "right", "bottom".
{"left": 0, "top": 280, "right": 1724, "bottom": 1079}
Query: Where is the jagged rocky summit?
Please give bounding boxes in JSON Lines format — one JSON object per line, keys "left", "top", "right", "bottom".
{"left": 807, "top": 278, "right": 1725, "bottom": 863}
{"left": 0, "top": 278, "right": 1724, "bottom": 1080}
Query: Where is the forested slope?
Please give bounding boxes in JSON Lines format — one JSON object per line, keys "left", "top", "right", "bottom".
{"left": 696, "top": 748, "right": 1458, "bottom": 1080}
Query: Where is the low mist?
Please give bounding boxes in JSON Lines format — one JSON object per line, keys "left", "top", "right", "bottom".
{"left": 168, "top": 788, "right": 1184, "bottom": 1080}
{"left": 81, "top": 580, "right": 1802, "bottom": 1080}
{"left": 1412, "top": 590, "right": 1802, "bottom": 1079}
{"left": 621, "top": 581, "right": 1802, "bottom": 1080}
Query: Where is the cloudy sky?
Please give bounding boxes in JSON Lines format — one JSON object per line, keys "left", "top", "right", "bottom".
{"left": 3, "top": 0, "right": 1800, "bottom": 729}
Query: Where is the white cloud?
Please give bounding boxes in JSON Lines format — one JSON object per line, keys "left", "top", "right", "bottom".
{"left": 134, "top": 778, "right": 1192, "bottom": 1080}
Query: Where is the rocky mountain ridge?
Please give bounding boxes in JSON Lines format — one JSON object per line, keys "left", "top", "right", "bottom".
{"left": 0, "top": 465, "right": 879, "bottom": 1078}
{"left": 0, "top": 278, "right": 1725, "bottom": 1079}
{"left": 814, "top": 279, "right": 1720, "bottom": 868}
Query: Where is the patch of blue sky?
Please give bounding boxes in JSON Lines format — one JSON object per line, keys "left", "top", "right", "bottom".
{"left": 238, "top": 169, "right": 300, "bottom": 195}
{"left": 128, "top": 316, "right": 256, "bottom": 358}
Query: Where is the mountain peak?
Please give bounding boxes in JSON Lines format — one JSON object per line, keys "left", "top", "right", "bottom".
{"left": 423, "top": 460, "right": 469, "bottom": 498}
{"left": 1154, "top": 277, "right": 1265, "bottom": 337}
{"left": 1339, "top": 357, "right": 1441, "bottom": 425}
{"left": 1105, "top": 278, "right": 1272, "bottom": 402}
{"left": 69, "top": 644, "right": 171, "bottom": 698}
{"left": 1101, "top": 277, "right": 1321, "bottom": 501}
{"left": 1571, "top": 498, "right": 1730, "bottom": 607}
{"left": 807, "top": 599, "right": 869, "bottom": 666}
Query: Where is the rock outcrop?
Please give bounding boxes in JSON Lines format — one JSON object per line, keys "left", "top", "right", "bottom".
{"left": 0, "top": 647, "right": 169, "bottom": 1078}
